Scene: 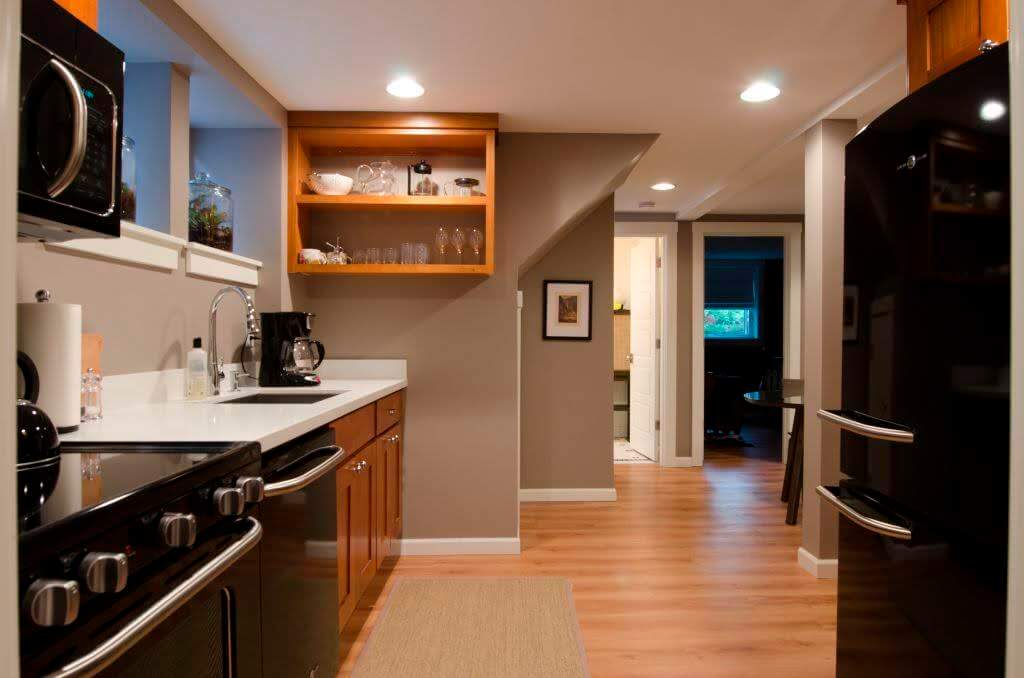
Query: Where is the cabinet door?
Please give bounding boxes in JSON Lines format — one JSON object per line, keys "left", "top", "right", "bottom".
{"left": 336, "top": 458, "right": 358, "bottom": 627}
{"left": 907, "top": 0, "right": 1008, "bottom": 91}
{"left": 387, "top": 428, "right": 403, "bottom": 544}
{"left": 349, "top": 443, "right": 378, "bottom": 595}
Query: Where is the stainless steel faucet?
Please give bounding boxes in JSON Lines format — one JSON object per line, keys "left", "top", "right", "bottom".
{"left": 208, "top": 286, "right": 260, "bottom": 395}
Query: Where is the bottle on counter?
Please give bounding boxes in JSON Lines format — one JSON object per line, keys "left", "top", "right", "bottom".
{"left": 186, "top": 337, "right": 208, "bottom": 400}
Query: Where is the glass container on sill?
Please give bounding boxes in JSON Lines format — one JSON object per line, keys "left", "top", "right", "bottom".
{"left": 188, "top": 172, "right": 234, "bottom": 252}
{"left": 120, "top": 136, "right": 137, "bottom": 222}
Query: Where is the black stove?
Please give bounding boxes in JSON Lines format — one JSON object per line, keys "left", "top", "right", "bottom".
{"left": 19, "top": 441, "right": 265, "bottom": 677}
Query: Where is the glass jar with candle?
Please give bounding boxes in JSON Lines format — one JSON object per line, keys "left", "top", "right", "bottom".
{"left": 120, "top": 136, "right": 137, "bottom": 222}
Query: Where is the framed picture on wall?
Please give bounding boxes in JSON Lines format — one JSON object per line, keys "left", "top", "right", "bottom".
{"left": 843, "top": 284, "right": 859, "bottom": 342}
{"left": 543, "top": 280, "right": 593, "bottom": 341}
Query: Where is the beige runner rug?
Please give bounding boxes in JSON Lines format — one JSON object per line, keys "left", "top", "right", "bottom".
{"left": 352, "top": 578, "right": 589, "bottom": 678}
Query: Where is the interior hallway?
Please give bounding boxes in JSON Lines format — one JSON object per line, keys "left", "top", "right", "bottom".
{"left": 341, "top": 455, "right": 837, "bottom": 677}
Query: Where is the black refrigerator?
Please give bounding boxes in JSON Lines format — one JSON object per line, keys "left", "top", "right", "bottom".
{"left": 819, "top": 44, "right": 1010, "bottom": 677}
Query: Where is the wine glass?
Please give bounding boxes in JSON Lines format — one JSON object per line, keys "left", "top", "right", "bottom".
{"left": 452, "top": 227, "right": 466, "bottom": 263}
{"left": 435, "top": 227, "right": 449, "bottom": 263}
{"left": 469, "top": 228, "right": 483, "bottom": 262}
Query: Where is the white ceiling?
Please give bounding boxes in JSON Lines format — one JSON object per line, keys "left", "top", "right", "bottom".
{"left": 172, "top": 0, "right": 906, "bottom": 215}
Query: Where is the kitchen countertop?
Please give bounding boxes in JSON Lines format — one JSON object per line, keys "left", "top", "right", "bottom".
{"left": 59, "top": 378, "right": 407, "bottom": 453}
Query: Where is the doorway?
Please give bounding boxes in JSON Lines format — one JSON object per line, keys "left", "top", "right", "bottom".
{"left": 690, "top": 221, "right": 802, "bottom": 467}
{"left": 612, "top": 221, "right": 678, "bottom": 467}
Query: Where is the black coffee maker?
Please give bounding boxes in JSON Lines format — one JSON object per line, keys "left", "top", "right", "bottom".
{"left": 258, "top": 312, "right": 326, "bottom": 386}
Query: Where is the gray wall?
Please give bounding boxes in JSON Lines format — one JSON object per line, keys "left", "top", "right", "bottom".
{"left": 124, "top": 63, "right": 173, "bottom": 233}
{"left": 519, "top": 195, "right": 614, "bottom": 490}
{"left": 676, "top": 221, "right": 694, "bottom": 459}
{"left": 304, "top": 133, "right": 655, "bottom": 539}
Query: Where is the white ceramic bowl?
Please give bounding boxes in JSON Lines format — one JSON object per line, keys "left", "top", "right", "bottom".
{"left": 306, "top": 172, "right": 354, "bottom": 196}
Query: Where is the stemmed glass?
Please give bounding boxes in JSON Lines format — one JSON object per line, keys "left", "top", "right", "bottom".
{"left": 452, "top": 227, "right": 466, "bottom": 263}
{"left": 469, "top": 228, "right": 484, "bottom": 263}
{"left": 435, "top": 227, "right": 449, "bottom": 264}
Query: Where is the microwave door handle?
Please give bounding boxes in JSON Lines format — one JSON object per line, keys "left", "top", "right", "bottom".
{"left": 263, "top": 445, "right": 345, "bottom": 497}
{"left": 816, "top": 486, "right": 912, "bottom": 540}
{"left": 816, "top": 409, "right": 915, "bottom": 443}
{"left": 44, "top": 516, "right": 263, "bottom": 678}
{"left": 46, "top": 59, "right": 89, "bottom": 199}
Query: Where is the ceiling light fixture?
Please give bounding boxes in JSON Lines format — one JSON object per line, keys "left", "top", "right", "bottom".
{"left": 650, "top": 182, "right": 676, "bottom": 191}
{"left": 740, "top": 81, "right": 781, "bottom": 103}
{"left": 979, "top": 99, "right": 1006, "bottom": 121}
{"left": 386, "top": 76, "right": 424, "bottom": 98}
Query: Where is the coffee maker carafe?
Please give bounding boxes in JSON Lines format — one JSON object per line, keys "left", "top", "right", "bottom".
{"left": 258, "top": 312, "right": 325, "bottom": 386}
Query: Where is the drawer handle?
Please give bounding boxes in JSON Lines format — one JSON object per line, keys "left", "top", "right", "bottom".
{"left": 349, "top": 460, "right": 367, "bottom": 474}
{"left": 387, "top": 408, "right": 397, "bottom": 416}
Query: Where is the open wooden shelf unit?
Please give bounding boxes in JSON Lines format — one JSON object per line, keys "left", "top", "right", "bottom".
{"left": 287, "top": 112, "right": 497, "bottom": 276}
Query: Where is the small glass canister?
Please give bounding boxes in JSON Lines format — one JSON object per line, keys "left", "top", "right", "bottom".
{"left": 81, "top": 368, "right": 103, "bottom": 422}
{"left": 188, "top": 172, "right": 234, "bottom": 252}
{"left": 120, "top": 136, "right": 137, "bottom": 222}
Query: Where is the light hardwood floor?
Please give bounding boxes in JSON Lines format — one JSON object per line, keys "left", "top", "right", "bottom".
{"left": 341, "top": 452, "right": 838, "bottom": 677}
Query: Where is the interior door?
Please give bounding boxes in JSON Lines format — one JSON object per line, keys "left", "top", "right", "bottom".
{"left": 629, "top": 238, "right": 657, "bottom": 461}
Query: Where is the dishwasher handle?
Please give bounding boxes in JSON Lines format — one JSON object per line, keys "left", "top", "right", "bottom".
{"left": 816, "top": 486, "right": 912, "bottom": 540}
{"left": 264, "top": 445, "right": 345, "bottom": 497}
{"left": 817, "top": 409, "right": 914, "bottom": 443}
{"left": 45, "top": 517, "right": 263, "bottom": 678}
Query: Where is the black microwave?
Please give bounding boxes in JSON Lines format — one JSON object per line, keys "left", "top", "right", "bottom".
{"left": 18, "top": 0, "right": 123, "bottom": 241}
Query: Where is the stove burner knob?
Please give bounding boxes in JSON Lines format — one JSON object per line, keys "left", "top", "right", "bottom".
{"left": 24, "top": 579, "right": 79, "bottom": 627}
{"left": 213, "top": 487, "right": 245, "bottom": 516}
{"left": 159, "top": 512, "right": 197, "bottom": 548}
{"left": 236, "top": 476, "right": 265, "bottom": 503}
{"left": 80, "top": 552, "right": 129, "bottom": 594}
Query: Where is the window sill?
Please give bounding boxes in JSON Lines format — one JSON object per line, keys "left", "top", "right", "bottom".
{"left": 184, "top": 242, "right": 262, "bottom": 286}
{"left": 45, "top": 221, "right": 185, "bottom": 271}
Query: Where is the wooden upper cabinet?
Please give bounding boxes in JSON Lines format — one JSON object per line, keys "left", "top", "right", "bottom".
{"left": 54, "top": 0, "right": 97, "bottom": 29}
{"left": 905, "top": 0, "right": 1009, "bottom": 91}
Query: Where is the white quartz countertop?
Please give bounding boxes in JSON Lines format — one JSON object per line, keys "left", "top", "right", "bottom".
{"left": 59, "top": 378, "right": 407, "bottom": 453}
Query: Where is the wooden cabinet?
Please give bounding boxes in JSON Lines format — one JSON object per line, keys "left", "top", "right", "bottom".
{"left": 904, "top": 0, "right": 1008, "bottom": 91}
{"left": 330, "top": 389, "right": 405, "bottom": 632}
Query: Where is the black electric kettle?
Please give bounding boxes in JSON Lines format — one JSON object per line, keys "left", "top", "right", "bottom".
{"left": 16, "top": 351, "right": 61, "bottom": 523}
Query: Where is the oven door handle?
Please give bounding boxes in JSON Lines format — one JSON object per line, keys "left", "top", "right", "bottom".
{"left": 44, "top": 516, "right": 263, "bottom": 678}
{"left": 816, "top": 486, "right": 912, "bottom": 540}
{"left": 263, "top": 445, "right": 345, "bottom": 497}
{"left": 46, "top": 58, "right": 89, "bottom": 199}
{"left": 816, "top": 409, "right": 915, "bottom": 444}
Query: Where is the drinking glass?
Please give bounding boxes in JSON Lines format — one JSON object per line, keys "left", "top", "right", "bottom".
{"left": 383, "top": 246, "right": 398, "bottom": 264}
{"left": 400, "top": 242, "right": 414, "bottom": 264}
{"left": 414, "top": 243, "right": 430, "bottom": 264}
{"left": 452, "top": 228, "right": 466, "bottom": 263}
{"left": 366, "top": 247, "right": 381, "bottom": 264}
{"left": 469, "top": 228, "right": 484, "bottom": 262}
{"left": 353, "top": 249, "right": 366, "bottom": 264}
{"left": 435, "top": 227, "right": 449, "bottom": 264}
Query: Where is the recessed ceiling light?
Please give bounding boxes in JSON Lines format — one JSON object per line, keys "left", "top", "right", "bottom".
{"left": 386, "top": 77, "right": 424, "bottom": 98}
{"left": 650, "top": 182, "right": 676, "bottom": 191}
{"left": 740, "top": 81, "right": 781, "bottom": 103}
{"left": 979, "top": 99, "right": 1006, "bottom": 121}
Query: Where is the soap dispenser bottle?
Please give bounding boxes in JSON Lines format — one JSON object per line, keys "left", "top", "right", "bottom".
{"left": 186, "top": 337, "right": 208, "bottom": 400}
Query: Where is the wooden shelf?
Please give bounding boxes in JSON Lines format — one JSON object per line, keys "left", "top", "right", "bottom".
{"left": 295, "top": 194, "right": 487, "bottom": 211}
{"left": 292, "top": 263, "right": 491, "bottom": 276}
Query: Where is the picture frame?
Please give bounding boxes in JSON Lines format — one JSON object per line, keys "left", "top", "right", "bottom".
{"left": 543, "top": 280, "right": 593, "bottom": 341}
{"left": 843, "top": 284, "right": 859, "bottom": 342}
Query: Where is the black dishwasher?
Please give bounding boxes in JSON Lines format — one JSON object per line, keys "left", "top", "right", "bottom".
{"left": 258, "top": 426, "right": 345, "bottom": 678}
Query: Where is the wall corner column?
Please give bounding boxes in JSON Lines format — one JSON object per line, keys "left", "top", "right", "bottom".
{"left": 801, "top": 118, "right": 856, "bottom": 577}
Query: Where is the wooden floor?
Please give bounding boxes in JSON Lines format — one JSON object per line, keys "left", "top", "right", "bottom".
{"left": 340, "top": 451, "right": 838, "bottom": 677}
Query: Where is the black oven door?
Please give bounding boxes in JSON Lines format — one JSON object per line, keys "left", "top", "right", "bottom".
{"left": 25, "top": 516, "right": 263, "bottom": 678}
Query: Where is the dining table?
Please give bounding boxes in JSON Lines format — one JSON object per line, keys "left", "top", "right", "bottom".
{"left": 743, "top": 380, "right": 804, "bottom": 525}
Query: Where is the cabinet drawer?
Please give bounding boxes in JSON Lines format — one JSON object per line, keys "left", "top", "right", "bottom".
{"left": 330, "top": 403, "right": 376, "bottom": 454}
{"left": 376, "top": 390, "right": 404, "bottom": 434}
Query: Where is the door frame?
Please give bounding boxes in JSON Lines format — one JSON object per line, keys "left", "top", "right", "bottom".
{"left": 690, "top": 221, "right": 803, "bottom": 467}
{"left": 615, "top": 221, "right": 678, "bottom": 467}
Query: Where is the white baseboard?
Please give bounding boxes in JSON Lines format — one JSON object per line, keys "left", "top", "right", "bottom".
{"left": 660, "top": 455, "right": 697, "bottom": 468}
{"left": 394, "top": 538, "right": 521, "bottom": 556}
{"left": 798, "top": 546, "right": 838, "bottom": 579}
{"left": 518, "top": 488, "right": 617, "bottom": 502}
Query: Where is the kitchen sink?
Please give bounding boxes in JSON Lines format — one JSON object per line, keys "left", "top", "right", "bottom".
{"left": 217, "top": 392, "right": 344, "bottom": 405}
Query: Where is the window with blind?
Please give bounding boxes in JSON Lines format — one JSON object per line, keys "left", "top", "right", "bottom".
{"left": 704, "top": 261, "right": 761, "bottom": 340}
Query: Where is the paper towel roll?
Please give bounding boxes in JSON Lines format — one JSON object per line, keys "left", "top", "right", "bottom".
{"left": 18, "top": 294, "right": 82, "bottom": 432}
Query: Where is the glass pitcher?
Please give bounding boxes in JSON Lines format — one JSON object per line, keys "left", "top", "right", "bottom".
{"left": 355, "top": 160, "right": 396, "bottom": 196}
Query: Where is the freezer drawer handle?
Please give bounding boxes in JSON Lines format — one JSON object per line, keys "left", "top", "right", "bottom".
{"left": 44, "top": 517, "right": 263, "bottom": 678}
{"left": 816, "top": 409, "right": 914, "bottom": 444}
{"left": 264, "top": 445, "right": 345, "bottom": 497}
{"left": 816, "top": 486, "right": 912, "bottom": 540}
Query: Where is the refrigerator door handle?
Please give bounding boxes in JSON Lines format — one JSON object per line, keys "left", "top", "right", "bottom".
{"left": 817, "top": 409, "right": 914, "bottom": 444}
{"left": 816, "top": 486, "right": 912, "bottom": 540}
